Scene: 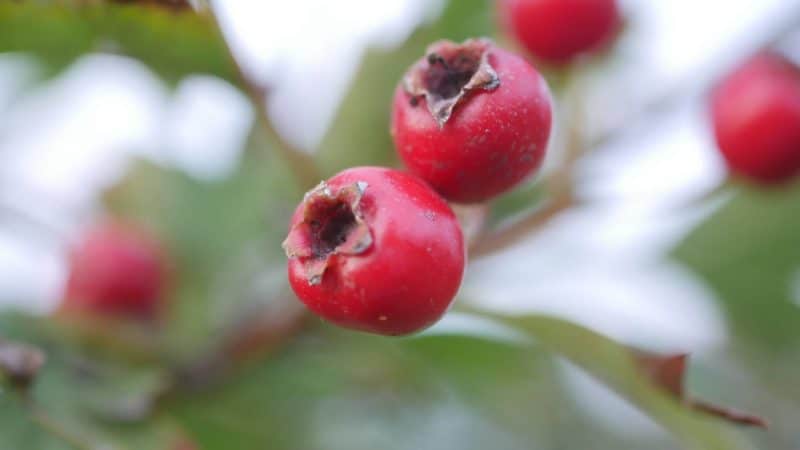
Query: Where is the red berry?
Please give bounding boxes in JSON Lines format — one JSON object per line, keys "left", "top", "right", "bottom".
{"left": 391, "top": 39, "right": 552, "bottom": 203}
{"left": 62, "top": 221, "right": 167, "bottom": 321}
{"left": 283, "top": 167, "right": 465, "bottom": 336}
{"left": 498, "top": 0, "right": 620, "bottom": 64}
{"left": 710, "top": 52, "right": 800, "bottom": 184}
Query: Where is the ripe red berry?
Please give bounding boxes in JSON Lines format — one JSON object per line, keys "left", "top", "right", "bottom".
{"left": 62, "top": 221, "right": 167, "bottom": 321}
{"left": 391, "top": 39, "right": 552, "bottom": 203}
{"left": 498, "top": 0, "right": 620, "bottom": 64}
{"left": 710, "top": 52, "right": 800, "bottom": 184}
{"left": 283, "top": 167, "right": 465, "bottom": 336}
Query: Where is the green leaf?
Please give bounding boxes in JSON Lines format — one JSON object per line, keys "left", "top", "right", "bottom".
{"left": 672, "top": 182, "right": 800, "bottom": 348}
{"left": 315, "top": 0, "right": 494, "bottom": 175}
{"left": 487, "top": 312, "right": 757, "bottom": 450}
{"left": 170, "top": 329, "right": 418, "bottom": 450}
{"left": 171, "top": 325, "right": 552, "bottom": 450}
{"left": 0, "top": 2, "right": 237, "bottom": 85}
{"left": 0, "top": 393, "right": 71, "bottom": 450}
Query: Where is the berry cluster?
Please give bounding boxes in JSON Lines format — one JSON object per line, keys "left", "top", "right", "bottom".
{"left": 61, "top": 0, "right": 800, "bottom": 337}
{"left": 287, "top": 39, "right": 555, "bottom": 335}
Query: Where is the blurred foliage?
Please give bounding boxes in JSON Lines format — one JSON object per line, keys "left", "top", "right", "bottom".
{"left": 674, "top": 181, "right": 800, "bottom": 348}
{"left": 104, "top": 133, "right": 301, "bottom": 357}
{"left": 0, "top": 1, "right": 236, "bottom": 85}
{"left": 0, "top": 313, "right": 185, "bottom": 450}
{"left": 498, "top": 313, "right": 755, "bottom": 450}
{"left": 0, "top": 0, "right": 789, "bottom": 449}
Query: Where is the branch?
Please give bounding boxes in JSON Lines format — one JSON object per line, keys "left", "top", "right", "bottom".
{"left": 471, "top": 6, "right": 800, "bottom": 258}
{"left": 470, "top": 193, "right": 573, "bottom": 257}
{"left": 471, "top": 65, "right": 584, "bottom": 258}
{"left": 207, "top": 6, "right": 322, "bottom": 190}
{"left": 168, "top": 299, "right": 308, "bottom": 393}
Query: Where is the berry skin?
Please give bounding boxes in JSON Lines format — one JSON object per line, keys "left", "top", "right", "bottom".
{"left": 391, "top": 39, "right": 552, "bottom": 203}
{"left": 498, "top": 0, "right": 620, "bottom": 64}
{"left": 710, "top": 52, "right": 800, "bottom": 184}
{"left": 283, "top": 167, "right": 465, "bottom": 336}
{"left": 62, "top": 222, "right": 167, "bottom": 321}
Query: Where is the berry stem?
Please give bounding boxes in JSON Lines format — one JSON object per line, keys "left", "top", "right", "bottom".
{"left": 470, "top": 193, "right": 573, "bottom": 257}
{"left": 208, "top": 6, "right": 322, "bottom": 190}
{"left": 471, "top": 65, "right": 584, "bottom": 257}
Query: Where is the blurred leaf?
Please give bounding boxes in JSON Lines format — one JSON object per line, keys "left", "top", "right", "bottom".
{"left": 171, "top": 326, "right": 552, "bottom": 450}
{"left": 403, "top": 332, "right": 568, "bottom": 438}
{"left": 315, "top": 0, "right": 494, "bottom": 175}
{"left": 487, "top": 312, "right": 757, "bottom": 450}
{"left": 0, "top": 398, "right": 72, "bottom": 450}
{"left": 0, "top": 312, "right": 187, "bottom": 450}
{"left": 170, "top": 330, "right": 423, "bottom": 450}
{"left": 634, "top": 352, "right": 766, "bottom": 428}
{"left": 0, "top": 2, "right": 236, "bottom": 85}
{"left": 673, "top": 182, "right": 800, "bottom": 348}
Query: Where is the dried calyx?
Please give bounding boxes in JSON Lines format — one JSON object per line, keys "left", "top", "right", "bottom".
{"left": 282, "top": 181, "right": 372, "bottom": 285}
{"left": 404, "top": 38, "right": 500, "bottom": 127}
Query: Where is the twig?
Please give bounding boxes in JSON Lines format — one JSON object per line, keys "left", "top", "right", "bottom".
{"left": 0, "top": 198, "right": 70, "bottom": 247}
{"left": 206, "top": 6, "right": 322, "bottom": 190}
{"left": 470, "top": 193, "right": 573, "bottom": 257}
{"left": 471, "top": 7, "right": 800, "bottom": 258}
{"left": 590, "top": 2, "right": 800, "bottom": 151}
{"left": 167, "top": 299, "right": 308, "bottom": 393}
{"left": 472, "top": 64, "right": 584, "bottom": 258}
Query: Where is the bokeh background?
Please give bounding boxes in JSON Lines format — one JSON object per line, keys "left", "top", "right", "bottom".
{"left": 1, "top": 0, "right": 800, "bottom": 449}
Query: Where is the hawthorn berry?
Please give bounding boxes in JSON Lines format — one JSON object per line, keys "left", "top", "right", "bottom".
{"left": 391, "top": 38, "right": 552, "bottom": 203}
{"left": 710, "top": 52, "right": 800, "bottom": 184}
{"left": 283, "top": 167, "right": 465, "bottom": 336}
{"left": 61, "top": 221, "right": 167, "bottom": 321}
{"left": 498, "top": 0, "right": 620, "bottom": 64}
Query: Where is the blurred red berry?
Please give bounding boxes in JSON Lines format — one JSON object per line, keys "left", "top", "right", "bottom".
{"left": 283, "top": 167, "right": 465, "bottom": 336}
{"left": 710, "top": 52, "right": 800, "bottom": 184}
{"left": 391, "top": 39, "right": 552, "bottom": 203}
{"left": 498, "top": 0, "right": 620, "bottom": 64}
{"left": 62, "top": 221, "right": 167, "bottom": 321}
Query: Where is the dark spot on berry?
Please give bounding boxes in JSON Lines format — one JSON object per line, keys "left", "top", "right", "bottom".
{"left": 423, "top": 49, "right": 482, "bottom": 100}
{"left": 306, "top": 198, "right": 358, "bottom": 258}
